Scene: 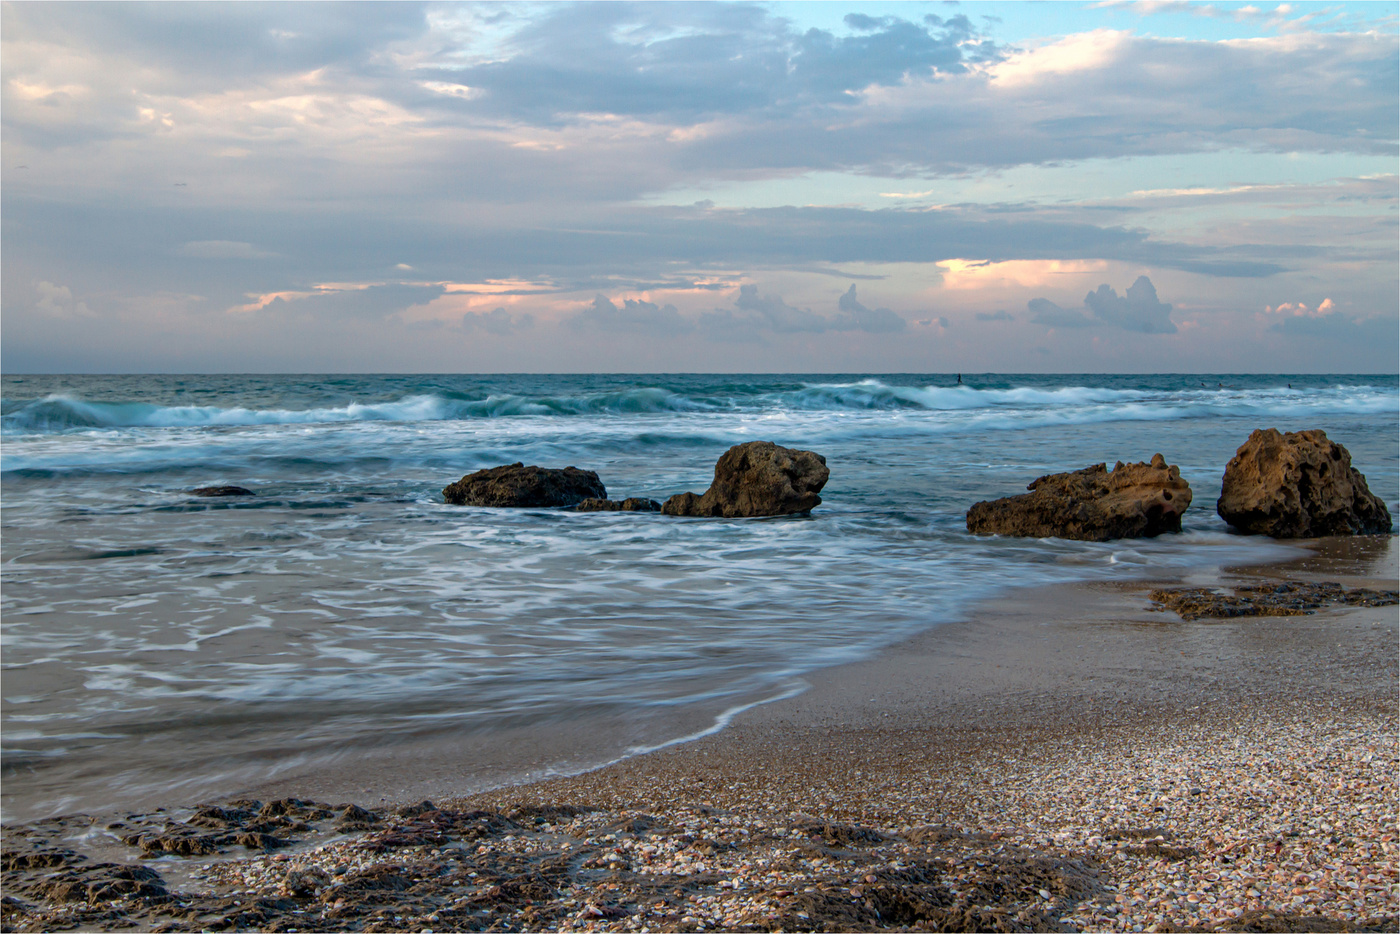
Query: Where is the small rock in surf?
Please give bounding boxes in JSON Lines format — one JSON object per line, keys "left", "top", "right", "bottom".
{"left": 443, "top": 463, "right": 606, "bottom": 507}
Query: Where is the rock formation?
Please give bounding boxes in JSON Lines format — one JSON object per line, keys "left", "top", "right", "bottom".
{"left": 966, "top": 454, "right": 1192, "bottom": 541}
{"left": 442, "top": 463, "right": 606, "bottom": 508}
{"left": 573, "top": 497, "right": 662, "bottom": 512}
{"left": 661, "top": 441, "right": 829, "bottom": 518}
{"left": 1216, "top": 428, "right": 1392, "bottom": 537}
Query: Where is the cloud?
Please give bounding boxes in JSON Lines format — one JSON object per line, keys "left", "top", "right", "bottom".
{"left": 567, "top": 284, "right": 909, "bottom": 340}
{"left": 33, "top": 280, "right": 92, "bottom": 318}
{"left": 1027, "top": 297, "right": 1095, "bottom": 328}
{"left": 249, "top": 283, "right": 445, "bottom": 320}
{"left": 733, "top": 284, "right": 831, "bottom": 333}
{"left": 1257, "top": 297, "right": 1397, "bottom": 342}
{"left": 570, "top": 294, "right": 693, "bottom": 336}
{"left": 975, "top": 309, "right": 1015, "bottom": 322}
{"left": 726, "top": 284, "right": 906, "bottom": 334}
{"left": 1028, "top": 276, "right": 1177, "bottom": 333}
{"left": 1083, "top": 276, "right": 1176, "bottom": 333}
{"left": 177, "top": 240, "right": 277, "bottom": 259}
{"left": 835, "top": 285, "right": 906, "bottom": 332}
{"left": 458, "top": 306, "right": 534, "bottom": 335}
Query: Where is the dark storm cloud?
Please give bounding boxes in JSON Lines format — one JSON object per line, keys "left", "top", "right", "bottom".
{"left": 1028, "top": 276, "right": 1176, "bottom": 334}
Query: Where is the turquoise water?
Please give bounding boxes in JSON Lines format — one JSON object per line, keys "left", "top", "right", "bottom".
{"left": 2, "top": 373, "right": 1396, "bottom": 820}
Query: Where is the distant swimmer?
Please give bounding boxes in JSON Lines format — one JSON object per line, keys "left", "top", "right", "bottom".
{"left": 957, "top": 374, "right": 962, "bottom": 384}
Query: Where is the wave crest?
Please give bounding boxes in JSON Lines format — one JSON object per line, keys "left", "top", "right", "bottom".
{"left": 2, "top": 379, "right": 1394, "bottom": 434}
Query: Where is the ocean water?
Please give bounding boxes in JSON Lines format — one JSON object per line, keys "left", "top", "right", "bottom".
{"left": 2, "top": 373, "right": 1396, "bottom": 822}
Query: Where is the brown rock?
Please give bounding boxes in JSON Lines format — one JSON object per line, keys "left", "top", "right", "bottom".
{"left": 966, "top": 454, "right": 1192, "bottom": 541}
{"left": 573, "top": 497, "right": 662, "bottom": 512}
{"left": 661, "top": 441, "right": 829, "bottom": 518}
{"left": 442, "top": 463, "right": 606, "bottom": 507}
{"left": 1216, "top": 428, "right": 1393, "bottom": 537}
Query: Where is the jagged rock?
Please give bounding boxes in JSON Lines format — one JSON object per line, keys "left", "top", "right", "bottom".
{"left": 661, "top": 441, "right": 829, "bottom": 518}
{"left": 333, "top": 804, "right": 381, "bottom": 832}
{"left": 442, "top": 463, "right": 606, "bottom": 507}
{"left": 573, "top": 497, "right": 661, "bottom": 512}
{"left": 966, "top": 454, "right": 1192, "bottom": 541}
{"left": 1217, "top": 429, "right": 1393, "bottom": 537}
{"left": 192, "top": 486, "right": 253, "bottom": 497}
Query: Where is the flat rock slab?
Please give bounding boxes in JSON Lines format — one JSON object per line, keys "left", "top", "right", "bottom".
{"left": 1150, "top": 580, "right": 1399, "bottom": 620}
{"left": 572, "top": 498, "right": 661, "bottom": 512}
{"left": 966, "top": 454, "right": 1192, "bottom": 541}
{"left": 661, "top": 441, "right": 829, "bottom": 518}
{"left": 1216, "top": 428, "right": 1393, "bottom": 537}
{"left": 443, "top": 463, "right": 606, "bottom": 507}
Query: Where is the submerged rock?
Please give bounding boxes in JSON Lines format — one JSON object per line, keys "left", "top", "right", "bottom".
{"left": 442, "top": 463, "right": 606, "bottom": 508}
{"left": 1216, "top": 428, "right": 1393, "bottom": 537}
{"left": 573, "top": 497, "right": 662, "bottom": 512}
{"left": 192, "top": 486, "right": 253, "bottom": 497}
{"left": 661, "top": 441, "right": 829, "bottom": 518}
{"left": 966, "top": 454, "right": 1192, "bottom": 542}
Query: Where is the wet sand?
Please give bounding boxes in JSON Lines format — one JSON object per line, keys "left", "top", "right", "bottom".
{"left": 3, "top": 537, "right": 1396, "bottom": 932}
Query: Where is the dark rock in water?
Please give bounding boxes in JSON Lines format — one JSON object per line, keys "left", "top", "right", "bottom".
{"left": 661, "top": 441, "right": 829, "bottom": 518}
{"left": 966, "top": 454, "right": 1192, "bottom": 541}
{"left": 192, "top": 486, "right": 253, "bottom": 497}
{"left": 1216, "top": 428, "right": 1393, "bottom": 537}
{"left": 573, "top": 497, "right": 662, "bottom": 512}
{"left": 442, "top": 463, "right": 606, "bottom": 507}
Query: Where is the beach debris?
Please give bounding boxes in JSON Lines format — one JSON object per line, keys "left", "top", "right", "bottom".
{"left": 442, "top": 463, "right": 606, "bottom": 507}
{"left": 1217, "top": 428, "right": 1393, "bottom": 537}
{"left": 661, "top": 441, "right": 829, "bottom": 517}
{"left": 966, "top": 453, "right": 1192, "bottom": 541}
{"left": 190, "top": 485, "right": 253, "bottom": 497}
{"left": 1150, "top": 580, "right": 1398, "bottom": 620}
{"left": 572, "top": 497, "right": 662, "bottom": 512}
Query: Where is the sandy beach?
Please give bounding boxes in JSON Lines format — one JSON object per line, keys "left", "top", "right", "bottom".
{"left": 3, "top": 536, "right": 1396, "bottom": 933}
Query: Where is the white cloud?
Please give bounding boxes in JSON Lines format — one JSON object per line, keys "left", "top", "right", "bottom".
{"left": 34, "top": 280, "right": 92, "bottom": 318}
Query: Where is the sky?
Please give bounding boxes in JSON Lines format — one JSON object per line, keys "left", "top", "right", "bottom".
{"left": 2, "top": 0, "right": 1397, "bottom": 373}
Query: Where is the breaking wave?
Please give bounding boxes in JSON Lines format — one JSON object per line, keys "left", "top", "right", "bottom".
{"left": 2, "top": 379, "right": 1394, "bottom": 435}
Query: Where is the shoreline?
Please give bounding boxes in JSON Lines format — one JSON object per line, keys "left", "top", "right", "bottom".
{"left": 2, "top": 537, "right": 1396, "bottom": 932}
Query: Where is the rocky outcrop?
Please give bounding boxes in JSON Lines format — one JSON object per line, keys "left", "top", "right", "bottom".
{"left": 966, "top": 454, "right": 1192, "bottom": 541}
{"left": 661, "top": 441, "right": 829, "bottom": 518}
{"left": 192, "top": 486, "right": 253, "bottom": 497}
{"left": 1216, "top": 429, "right": 1392, "bottom": 537}
{"left": 442, "top": 463, "right": 605, "bottom": 508}
{"left": 573, "top": 497, "right": 662, "bottom": 513}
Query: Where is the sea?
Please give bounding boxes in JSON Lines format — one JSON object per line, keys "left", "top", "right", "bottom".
{"left": 2, "top": 373, "right": 1396, "bottom": 823}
